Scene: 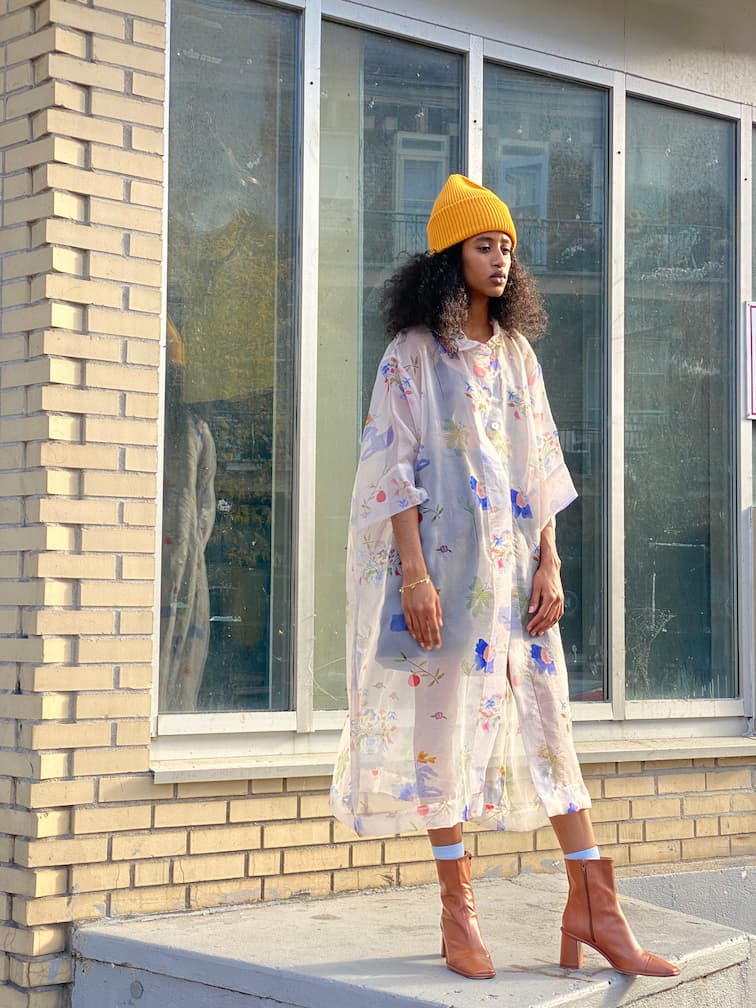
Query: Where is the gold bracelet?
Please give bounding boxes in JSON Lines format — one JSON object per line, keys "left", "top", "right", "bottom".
{"left": 399, "top": 575, "right": 432, "bottom": 594}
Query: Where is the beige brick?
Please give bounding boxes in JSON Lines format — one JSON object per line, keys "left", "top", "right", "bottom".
{"left": 248, "top": 850, "right": 282, "bottom": 877}
{"left": 284, "top": 845, "right": 350, "bottom": 874}
{"left": 519, "top": 850, "right": 562, "bottom": 873}
{"left": 77, "top": 636, "right": 153, "bottom": 663}
{"left": 644, "top": 818, "right": 694, "bottom": 841}
{"left": 0, "top": 866, "right": 66, "bottom": 899}
{"left": 30, "top": 553, "right": 116, "bottom": 580}
{"left": 91, "top": 90, "right": 162, "bottom": 129}
{"left": 115, "top": 721, "right": 151, "bottom": 746}
{"left": 263, "top": 821, "right": 331, "bottom": 849}
{"left": 683, "top": 794, "right": 731, "bottom": 816}
{"left": 628, "top": 840, "right": 680, "bottom": 865}
{"left": 299, "top": 794, "right": 332, "bottom": 819}
{"left": 89, "top": 306, "right": 161, "bottom": 339}
{"left": 41, "top": 162, "right": 125, "bottom": 201}
{"left": 694, "top": 817, "right": 720, "bottom": 837}
{"left": 382, "top": 836, "right": 430, "bottom": 863}
{"left": 96, "top": 0, "right": 166, "bottom": 15}
{"left": 70, "top": 861, "right": 131, "bottom": 894}
{"left": 350, "top": 840, "right": 384, "bottom": 867}
{"left": 71, "top": 747, "right": 149, "bottom": 776}
{"left": 32, "top": 442, "right": 119, "bottom": 471}
{"left": 126, "top": 332, "right": 161, "bottom": 361}
{"left": 0, "top": 6, "right": 34, "bottom": 43}
{"left": 22, "top": 721, "right": 111, "bottom": 750}
{"left": 17, "top": 779, "right": 94, "bottom": 809}
{"left": 80, "top": 471, "right": 156, "bottom": 499}
{"left": 74, "top": 692, "right": 151, "bottom": 719}
{"left": 89, "top": 252, "right": 162, "bottom": 288}
{"left": 124, "top": 391, "right": 159, "bottom": 418}
{"left": 110, "top": 886, "right": 187, "bottom": 917}
{"left": 84, "top": 415, "right": 157, "bottom": 446}
{"left": 397, "top": 860, "right": 437, "bottom": 886}
{"left": 32, "top": 499, "right": 118, "bottom": 526}
{"left": 6, "top": 59, "right": 34, "bottom": 91}
{"left": 587, "top": 799, "right": 630, "bottom": 823}
{"left": 73, "top": 804, "right": 151, "bottom": 835}
{"left": 618, "top": 821, "right": 644, "bottom": 843}
{"left": 33, "top": 107, "right": 123, "bottom": 146}
{"left": 117, "top": 664, "right": 154, "bottom": 689}
{"left": 332, "top": 867, "right": 397, "bottom": 894}
{"left": 84, "top": 360, "right": 158, "bottom": 393}
{"left": 16, "top": 836, "right": 108, "bottom": 868}
{"left": 134, "top": 860, "right": 171, "bottom": 888}
{"left": 81, "top": 527, "right": 155, "bottom": 553}
{"left": 630, "top": 797, "right": 682, "bottom": 819}
{"left": 24, "top": 609, "right": 114, "bottom": 636}
{"left": 124, "top": 446, "right": 158, "bottom": 474}
{"left": 131, "top": 124, "right": 164, "bottom": 154}
{"left": 118, "top": 610, "right": 153, "bottom": 635}
{"left": 111, "top": 830, "right": 186, "bottom": 861}
{"left": 264, "top": 872, "right": 332, "bottom": 901}
{"left": 706, "top": 769, "right": 753, "bottom": 791}
{"left": 123, "top": 501, "right": 156, "bottom": 525}
{"left": 13, "top": 891, "right": 106, "bottom": 927}
{"left": 154, "top": 801, "right": 228, "bottom": 829}
{"left": 731, "top": 792, "right": 756, "bottom": 811}
{"left": 603, "top": 776, "right": 655, "bottom": 798}
{"left": 39, "top": 218, "right": 124, "bottom": 255}
{"left": 0, "top": 922, "right": 67, "bottom": 958}
{"left": 178, "top": 782, "right": 249, "bottom": 800}
{"left": 173, "top": 853, "right": 245, "bottom": 885}
{"left": 130, "top": 179, "right": 162, "bottom": 208}
{"left": 132, "top": 71, "right": 164, "bottom": 100}
{"left": 31, "top": 273, "right": 123, "bottom": 308}
{"left": 6, "top": 25, "right": 86, "bottom": 65}
{"left": 0, "top": 117, "right": 31, "bottom": 148}
{"left": 35, "top": 384, "right": 121, "bottom": 415}
{"left": 682, "top": 836, "right": 731, "bottom": 860}
{"left": 189, "top": 825, "right": 261, "bottom": 855}
{"left": 90, "top": 144, "right": 163, "bottom": 182}
{"left": 80, "top": 581, "right": 153, "bottom": 607}
{"left": 656, "top": 772, "right": 707, "bottom": 794}
{"left": 3, "top": 173, "right": 32, "bottom": 201}
{"left": 122, "top": 556, "right": 156, "bottom": 580}
{"left": 129, "top": 233, "right": 162, "bottom": 259}
{"left": 37, "top": 52, "right": 126, "bottom": 91}
{"left": 22, "top": 664, "right": 115, "bottom": 693}
{"left": 229, "top": 796, "right": 298, "bottom": 823}
{"left": 97, "top": 776, "right": 171, "bottom": 805}
{"left": 47, "top": 0, "right": 126, "bottom": 40}
{"left": 731, "top": 834, "right": 756, "bottom": 855}
{"left": 189, "top": 879, "right": 262, "bottom": 910}
{"left": 92, "top": 35, "right": 164, "bottom": 74}
{"left": 719, "top": 812, "right": 756, "bottom": 835}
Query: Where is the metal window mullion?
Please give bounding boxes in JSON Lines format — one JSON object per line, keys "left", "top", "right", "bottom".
{"left": 294, "top": 0, "right": 322, "bottom": 734}
{"left": 466, "top": 35, "right": 483, "bottom": 181}
{"left": 608, "top": 72, "right": 626, "bottom": 720}
{"left": 738, "top": 109, "right": 754, "bottom": 720}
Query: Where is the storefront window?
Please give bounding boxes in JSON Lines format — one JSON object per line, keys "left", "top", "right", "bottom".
{"left": 625, "top": 100, "right": 736, "bottom": 699}
{"left": 314, "top": 24, "right": 463, "bottom": 708}
{"left": 159, "top": 0, "right": 298, "bottom": 712}
{"left": 483, "top": 66, "right": 609, "bottom": 702}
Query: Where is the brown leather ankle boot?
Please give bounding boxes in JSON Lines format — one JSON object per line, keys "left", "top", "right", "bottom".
{"left": 435, "top": 852, "right": 495, "bottom": 979}
{"left": 560, "top": 857, "right": 680, "bottom": 977}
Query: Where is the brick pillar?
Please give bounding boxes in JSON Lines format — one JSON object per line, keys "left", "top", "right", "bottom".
{"left": 0, "top": 2, "right": 166, "bottom": 1003}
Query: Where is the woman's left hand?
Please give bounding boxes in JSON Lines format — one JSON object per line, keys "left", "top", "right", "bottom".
{"left": 526, "top": 559, "right": 564, "bottom": 636}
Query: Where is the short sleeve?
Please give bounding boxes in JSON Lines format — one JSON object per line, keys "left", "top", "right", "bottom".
{"left": 522, "top": 337, "right": 578, "bottom": 530}
{"left": 350, "top": 341, "right": 429, "bottom": 531}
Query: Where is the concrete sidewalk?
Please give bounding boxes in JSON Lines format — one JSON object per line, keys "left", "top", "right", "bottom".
{"left": 73, "top": 868, "right": 755, "bottom": 1006}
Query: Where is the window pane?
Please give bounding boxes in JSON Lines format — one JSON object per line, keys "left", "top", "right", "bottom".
{"left": 160, "top": 0, "right": 298, "bottom": 712}
{"left": 315, "top": 24, "right": 463, "bottom": 709}
{"left": 625, "top": 101, "right": 736, "bottom": 699}
{"left": 483, "top": 66, "right": 609, "bottom": 702}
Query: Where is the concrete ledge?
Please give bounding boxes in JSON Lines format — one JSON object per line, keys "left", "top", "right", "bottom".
{"left": 73, "top": 872, "right": 754, "bottom": 1007}
{"left": 150, "top": 735, "right": 756, "bottom": 783}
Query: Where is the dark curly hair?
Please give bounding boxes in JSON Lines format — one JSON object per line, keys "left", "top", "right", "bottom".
{"left": 381, "top": 243, "right": 547, "bottom": 351}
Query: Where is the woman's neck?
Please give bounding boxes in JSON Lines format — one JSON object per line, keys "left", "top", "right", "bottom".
{"left": 462, "top": 293, "right": 491, "bottom": 343}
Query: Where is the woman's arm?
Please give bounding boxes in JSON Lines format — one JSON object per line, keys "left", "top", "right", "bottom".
{"left": 391, "top": 507, "right": 443, "bottom": 650}
{"left": 526, "top": 518, "right": 565, "bottom": 636}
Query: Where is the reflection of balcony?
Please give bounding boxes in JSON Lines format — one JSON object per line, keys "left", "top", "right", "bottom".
{"left": 363, "top": 210, "right": 604, "bottom": 277}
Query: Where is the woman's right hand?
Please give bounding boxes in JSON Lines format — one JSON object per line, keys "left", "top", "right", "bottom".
{"left": 402, "top": 580, "right": 443, "bottom": 650}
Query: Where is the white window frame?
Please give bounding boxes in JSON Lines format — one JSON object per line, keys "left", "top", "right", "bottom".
{"left": 150, "top": 0, "right": 756, "bottom": 782}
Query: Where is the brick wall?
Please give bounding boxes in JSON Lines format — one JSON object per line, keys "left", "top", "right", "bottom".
{"left": 1, "top": 3, "right": 755, "bottom": 1007}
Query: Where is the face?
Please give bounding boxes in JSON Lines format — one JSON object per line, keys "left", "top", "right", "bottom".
{"left": 461, "top": 232, "right": 513, "bottom": 300}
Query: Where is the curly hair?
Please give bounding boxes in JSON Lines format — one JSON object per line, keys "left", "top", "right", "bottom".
{"left": 381, "top": 243, "right": 547, "bottom": 351}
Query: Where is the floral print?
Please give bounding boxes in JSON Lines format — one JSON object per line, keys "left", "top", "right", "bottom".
{"left": 331, "top": 322, "right": 592, "bottom": 836}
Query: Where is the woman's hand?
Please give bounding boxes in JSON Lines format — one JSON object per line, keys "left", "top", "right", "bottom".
{"left": 401, "top": 579, "right": 443, "bottom": 649}
{"left": 526, "top": 557, "right": 564, "bottom": 636}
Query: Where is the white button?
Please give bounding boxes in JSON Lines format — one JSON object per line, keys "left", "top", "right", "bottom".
{"left": 490, "top": 420, "right": 500, "bottom": 431}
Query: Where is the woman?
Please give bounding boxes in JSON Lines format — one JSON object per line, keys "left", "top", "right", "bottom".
{"left": 330, "top": 175, "right": 679, "bottom": 982}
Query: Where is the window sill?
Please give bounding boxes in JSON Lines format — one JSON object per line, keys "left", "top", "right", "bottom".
{"left": 151, "top": 735, "right": 756, "bottom": 783}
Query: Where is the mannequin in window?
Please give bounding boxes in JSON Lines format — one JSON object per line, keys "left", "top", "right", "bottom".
{"left": 159, "top": 316, "right": 217, "bottom": 712}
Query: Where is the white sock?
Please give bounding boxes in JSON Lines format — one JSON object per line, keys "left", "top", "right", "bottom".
{"left": 564, "top": 846, "right": 600, "bottom": 860}
{"left": 432, "top": 841, "right": 465, "bottom": 861}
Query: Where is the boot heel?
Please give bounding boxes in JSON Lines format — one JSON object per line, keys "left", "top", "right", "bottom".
{"left": 441, "top": 935, "right": 446, "bottom": 958}
{"left": 560, "top": 931, "right": 584, "bottom": 969}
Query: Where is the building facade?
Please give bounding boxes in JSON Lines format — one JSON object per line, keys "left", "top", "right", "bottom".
{"left": 1, "top": 0, "right": 755, "bottom": 1004}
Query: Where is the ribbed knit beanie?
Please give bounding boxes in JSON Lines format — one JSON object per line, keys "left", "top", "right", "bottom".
{"left": 426, "top": 174, "right": 517, "bottom": 254}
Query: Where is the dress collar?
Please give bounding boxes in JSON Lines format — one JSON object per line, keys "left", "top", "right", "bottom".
{"left": 456, "top": 319, "right": 504, "bottom": 352}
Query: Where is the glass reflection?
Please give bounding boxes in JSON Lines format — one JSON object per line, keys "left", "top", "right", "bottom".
{"left": 160, "top": 0, "right": 298, "bottom": 712}
{"left": 314, "top": 25, "right": 463, "bottom": 709}
{"left": 624, "top": 100, "right": 735, "bottom": 699}
{"left": 483, "top": 65, "right": 609, "bottom": 702}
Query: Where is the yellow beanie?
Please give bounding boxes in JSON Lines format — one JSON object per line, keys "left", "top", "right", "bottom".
{"left": 426, "top": 174, "right": 517, "bottom": 254}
